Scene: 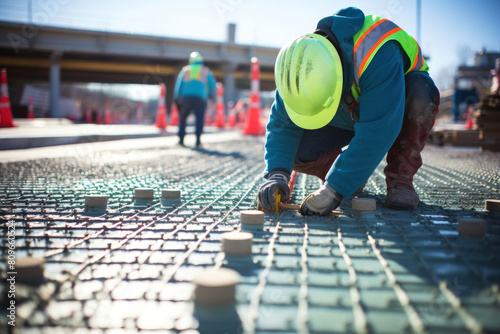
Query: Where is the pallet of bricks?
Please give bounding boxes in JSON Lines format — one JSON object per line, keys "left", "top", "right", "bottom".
{"left": 475, "top": 94, "right": 500, "bottom": 152}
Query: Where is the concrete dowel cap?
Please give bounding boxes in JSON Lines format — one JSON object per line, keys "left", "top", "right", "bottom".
{"left": 240, "top": 210, "right": 265, "bottom": 225}
{"left": 85, "top": 195, "right": 108, "bottom": 207}
{"left": 458, "top": 217, "right": 487, "bottom": 237}
{"left": 192, "top": 268, "right": 240, "bottom": 306}
{"left": 135, "top": 188, "right": 154, "bottom": 200}
{"left": 485, "top": 199, "right": 500, "bottom": 212}
{"left": 352, "top": 197, "right": 376, "bottom": 211}
{"left": 16, "top": 257, "right": 45, "bottom": 285}
{"left": 162, "top": 189, "right": 181, "bottom": 199}
{"left": 221, "top": 231, "right": 253, "bottom": 256}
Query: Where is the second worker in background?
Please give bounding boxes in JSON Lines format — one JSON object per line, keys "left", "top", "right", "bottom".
{"left": 174, "top": 51, "right": 216, "bottom": 149}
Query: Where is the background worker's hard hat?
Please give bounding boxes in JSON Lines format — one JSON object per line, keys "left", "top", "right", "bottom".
{"left": 274, "top": 33, "right": 343, "bottom": 130}
{"left": 189, "top": 51, "right": 204, "bottom": 64}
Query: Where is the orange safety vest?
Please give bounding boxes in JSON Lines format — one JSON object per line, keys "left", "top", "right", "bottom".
{"left": 182, "top": 64, "right": 209, "bottom": 84}
{"left": 351, "top": 15, "right": 428, "bottom": 101}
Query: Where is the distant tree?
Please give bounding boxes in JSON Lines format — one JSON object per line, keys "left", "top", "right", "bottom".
{"left": 435, "top": 66, "right": 456, "bottom": 91}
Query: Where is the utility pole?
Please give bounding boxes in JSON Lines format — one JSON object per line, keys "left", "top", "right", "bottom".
{"left": 416, "top": 0, "right": 421, "bottom": 44}
{"left": 27, "top": 0, "right": 33, "bottom": 24}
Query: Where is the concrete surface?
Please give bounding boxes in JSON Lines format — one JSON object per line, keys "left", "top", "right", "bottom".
{"left": 0, "top": 119, "right": 168, "bottom": 150}
{"left": 0, "top": 130, "right": 499, "bottom": 333}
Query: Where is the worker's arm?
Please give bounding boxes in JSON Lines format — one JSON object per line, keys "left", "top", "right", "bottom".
{"left": 207, "top": 70, "right": 217, "bottom": 100}
{"left": 264, "top": 91, "right": 304, "bottom": 176}
{"left": 259, "top": 91, "right": 303, "bottom": 212}
{"left": 173, "top": 70, "right": 185, "bottom": 102}
{"left": 325, "top": 41, "right": 406, "bottom": 197}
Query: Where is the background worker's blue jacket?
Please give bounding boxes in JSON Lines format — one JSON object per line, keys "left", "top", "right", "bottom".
{"left": 265, "top": 7, "right": 434, "bottom": 197}
{"left": 174, "top": 62, "right": 216, "bottom": 101}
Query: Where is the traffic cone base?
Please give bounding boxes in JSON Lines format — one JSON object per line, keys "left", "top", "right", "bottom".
{"left": 0, "top": 68, "right": 17, "bottom": 127}
{"left": 214, "top": 82, "right": 225, "bottom": 128}
{"left": 228, "top": 112, "right": 236, "bottom": 127}
{"left": 104, "top": 102, "right": 112, "bottom": 124}
{"left": 155, "top": 83, "right": 167, "bottom": 129}
{"left": 170, "top": 103, "right": 179, "bottom": 126}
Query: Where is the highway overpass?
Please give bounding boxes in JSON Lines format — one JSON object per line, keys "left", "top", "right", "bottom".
{"left": 0, "top": 21, "right": 280, "bottom": 117}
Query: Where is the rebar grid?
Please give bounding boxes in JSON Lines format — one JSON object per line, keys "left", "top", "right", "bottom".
{"left": 0, "top": 139, "right": 499, "bottom": 334}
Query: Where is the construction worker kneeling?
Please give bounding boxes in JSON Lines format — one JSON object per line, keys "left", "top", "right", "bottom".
{"left": 258, "top": 7, "right": 440, "bottom": 215}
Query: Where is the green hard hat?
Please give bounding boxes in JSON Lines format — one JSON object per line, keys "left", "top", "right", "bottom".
{"left": 274, "top": 33, "right": 343, "bottom": 130}
{"left": 189, "top": 51, "right": 204, "bottom": 64}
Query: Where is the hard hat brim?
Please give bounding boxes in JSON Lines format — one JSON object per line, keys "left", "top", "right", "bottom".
{"left": 282, "top": 34, "right": 343, "bottom": 130}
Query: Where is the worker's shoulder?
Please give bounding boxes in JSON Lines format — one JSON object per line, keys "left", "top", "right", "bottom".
{"left": 378, "top": 40, "right": 404, "bottom": 55}
{"left": 369, "top": 40, "right": 404, "bottom": 67}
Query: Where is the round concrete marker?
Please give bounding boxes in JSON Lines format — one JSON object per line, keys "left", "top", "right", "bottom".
{"left": 221, "top": 231, "right": 253, "bottom": 256}
{"left": 16, "top": 257, "right": 45, "bottom": 285}
{"left": 135, "top": 188, "right": 154, "bottom": 200}
{"left": 85, "top": 195, "right": 107, "bottom": 208}
{"left": 192, "top": 268, "right": 240, "bottom": 306}
{"left": 485, "top": 199, "right": 500, "bottom": 212}
{"left": 240, "top": 210, "right": 265, "bottom": 225}
{"left": 458, "top": 218, "right": 487, "bottom": 237}
{"left": 162, "top": 189, "right": 181, "bottom": 199}
{"left": 352, "top": 197, "right": 376, "bottom": 211}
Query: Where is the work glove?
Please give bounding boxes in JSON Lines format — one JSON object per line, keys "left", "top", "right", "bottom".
{"left": 300, "top": 184, "right": 343, "bottom": 216}
{"left": 258, "top": 171, "right": 290, "bottom": 212}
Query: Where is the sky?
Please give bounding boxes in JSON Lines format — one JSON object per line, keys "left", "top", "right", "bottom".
{"left": 0, "top": 0, "right": 499, "bottom": 91}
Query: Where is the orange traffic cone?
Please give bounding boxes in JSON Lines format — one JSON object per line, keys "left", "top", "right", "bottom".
{"left": 227, "top": 101, "right": 236, "bottom": 127}
{"left": 85, "top": 106, "right": 92, "bottom": 123}
{"left": 0, "top": 68, "right": 17, "bottom": 127}
{"left": 243, "top": 57, "right": 264, "bottom": 135}
{"left": 215, "top": 82, "right": 225, "bottom": 128}
{"left": 170, "top": 103, "right": 179, "bottom": 126}
{"left": 27, "top": 97, "right": 35, "bottom": 119}
{"left": 233, "top": 99, "right": 245, "bottom": 126}
{"left": 206, "top": 112, "right": 213, "bottom": 125}
{"left": 465, "top": 105, "right": 474, "bottom": 130}
{"left": 104, "top": 102, "right": 112, "bottom": 124}
{"left": 155, "top": 83, "right": 167, "bottom": 129}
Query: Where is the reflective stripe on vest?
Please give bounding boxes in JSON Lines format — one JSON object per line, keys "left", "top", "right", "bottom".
{"left": 183, "top": 64, "right": 208, "bottom": 83}
{"left": 351, "top": 15, "right": 428, "bottom": 98}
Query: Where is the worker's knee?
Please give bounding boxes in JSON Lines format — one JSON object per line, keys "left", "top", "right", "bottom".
{"left": 405, "top": 72, "right": 440, "bottom": 123}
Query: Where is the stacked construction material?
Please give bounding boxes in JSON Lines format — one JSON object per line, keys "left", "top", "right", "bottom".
{"left": 428, "top": 127, "right": 479, "bottom": 147}
{"left": 475, "top": 94, "right": 500, "bottom": 152}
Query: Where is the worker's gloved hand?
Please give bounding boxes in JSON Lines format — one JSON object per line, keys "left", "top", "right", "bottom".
{"left": 300, "top": 184, "right": 343, "bottom": 216}
{"left": 258, "top": 171, "right": 290, "bottom": 212}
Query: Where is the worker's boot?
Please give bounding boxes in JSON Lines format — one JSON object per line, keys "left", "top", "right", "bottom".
{"left": 195, "top": 136, "right": 203, "bottom": 149}
{"left": 293, "top": 149, "right": 342, "bottom": 182}
{"left": 384, "top": 72, "right": 440, "bottom": 210}
{"left": 386, "top": 186, "right": 419, "bottom": 210}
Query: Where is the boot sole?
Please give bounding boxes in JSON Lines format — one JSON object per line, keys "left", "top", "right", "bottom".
{"left": 385, "top": 201, "right": 418, "bottom": 210}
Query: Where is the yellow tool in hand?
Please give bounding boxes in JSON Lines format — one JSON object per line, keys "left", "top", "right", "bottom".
{"left": 258, "top": 191, "right": 342, "bottom": 215}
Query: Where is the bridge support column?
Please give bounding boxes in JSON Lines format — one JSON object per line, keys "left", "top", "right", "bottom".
{"left": 223, "top": 63, "right": 236, "bottom": 107}
{"left": 49, "top": 52, "right": 62, "bottom": 118}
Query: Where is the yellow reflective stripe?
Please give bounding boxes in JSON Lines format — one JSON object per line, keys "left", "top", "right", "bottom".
{"left": 351, "top": 14, "right": 429, "bottom": 99}
{"left": 183, "top": 65, "right": 208, "bottom": 83}
{"left": 358, "top": 27, "right": 402, "bottom": 78}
